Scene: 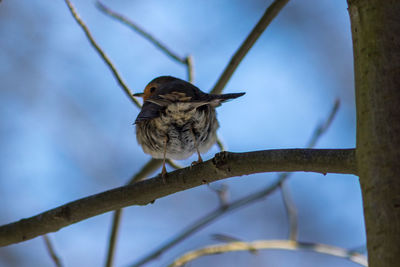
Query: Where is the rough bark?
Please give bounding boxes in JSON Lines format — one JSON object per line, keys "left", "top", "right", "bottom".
{"left": 0, "top": 148, "right": 355, "bottom": 247}
{"left": 347, "top": 0, "right": 400, "bottom": 266}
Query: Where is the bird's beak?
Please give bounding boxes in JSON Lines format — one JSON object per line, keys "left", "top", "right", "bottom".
{"left": 133, "top": 92, "right": 144, "bottom": 97}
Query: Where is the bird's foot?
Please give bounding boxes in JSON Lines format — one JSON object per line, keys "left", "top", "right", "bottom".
{"left": 161, "top": 164, "right": 167, "bottom": 184}
{"left": 190, "top": 157, "right": 203, "bottom": 167}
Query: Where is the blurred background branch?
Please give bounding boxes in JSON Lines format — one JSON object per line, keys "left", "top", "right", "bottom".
{"left": 280, "top": 178, "right": 298, "bottom": 241}
{"left": 64, "top": 0, "right": 141, "bottom": 108}
{"left": 169, "top": 240, "right": 368, "bottom": 267}
{"left": 105, "top": 158, "right": 182, "bottom": 267}
{"left": 210, "top": 0, "right": 290, "bottom": 94}
{"left": 42, "top": 235, "right": 63, "bottom": 267}
{"left": 96, "top": 1, "right": 194, "bottom": 83}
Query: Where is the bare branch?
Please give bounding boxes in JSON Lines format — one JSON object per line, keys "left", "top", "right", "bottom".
{"left": 168, "top": 240, "right": 368, "bottom": 267}
{"left": 307, "top": 99, "right": 340, "bottom": 148}
{"left": 279, "top": 181, "right": 298, "bottom": 240}
{"left": 0, "top": 148, "right": 355, "bottom": 247}
{"left": 279, "top": 99, "right": 339, "bottom": 241}
{"left": 216, "top": 138, "right": 226, "bottom": 151}
{"left": 210, "top": 0, "right": 290, "bottom": 94}
{"left": 97, "top": 1, "right": 186, "bottom": 64}
{"left": 105, "top": 209, "right": 122, "bottom": 267}
{"left": 96, "top": 1, "right": 195, "bottom": 83}
{"left": 43, "top": 235, "right": 63, "bottom": 267}
{"left": 64, "top": 0, "right": 141, "bottom": 108}
{"left": 185, "top": 55, "right": 195, "bottom": 83}
{"left": 208, "top": 184, "right": 229, "bottom": 208}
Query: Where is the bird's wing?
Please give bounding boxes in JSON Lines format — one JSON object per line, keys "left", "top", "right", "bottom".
{"left": 134, "top": 102, "right": 164, "bottom": 123}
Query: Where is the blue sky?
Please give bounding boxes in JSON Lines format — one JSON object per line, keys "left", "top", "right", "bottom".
{"left": 0, "top": 1, "right": 364, "bottom": 266}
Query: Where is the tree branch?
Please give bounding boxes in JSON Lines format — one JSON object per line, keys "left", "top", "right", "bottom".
{"left": 0, "top": 148, "right": 356, "bottom": 247}
{"left": 96, "top": 1, "right": 186, "bottom": 64}
{"left": 185, "top": 55, "right": 195, "bottom": 83}
{"left": 43, "top": 235, "right": 63, "bottom": 267}
{"left": 168, "top": 240, "right": 368, "bottom": 267}
{"left": 64, "top": 0, "right": 141, "bottom": 108}
{"left": 279, "top": 180, "right": 298, "bottom": 240}
{"left": 210, "top": 0, "right": 290, "bottom": 94}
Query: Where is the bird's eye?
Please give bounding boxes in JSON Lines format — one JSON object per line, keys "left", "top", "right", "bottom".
{"left": 150, "top": 87, "right": 156, "bottom": 93}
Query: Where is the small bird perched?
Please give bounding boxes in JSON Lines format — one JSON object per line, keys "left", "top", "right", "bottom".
{"left": 134, "top": 76, "right": 245, "bottom": 178}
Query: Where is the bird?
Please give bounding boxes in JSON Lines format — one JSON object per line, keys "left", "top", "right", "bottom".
{"left": 133, "top": 76, "right": 245, "bottom": 179}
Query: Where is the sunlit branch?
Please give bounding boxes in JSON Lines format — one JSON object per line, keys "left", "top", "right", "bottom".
{"left": 216, "top": 137, "right": 226, "bottom": 151}
{"left": 169, "top": 240, "right": 368, "bottom": 267}
{"left": 64, "top": 0, "right": 141, "bottom": 108}
{"left": 185, "top": 55, "right": 195, "bottom": 83}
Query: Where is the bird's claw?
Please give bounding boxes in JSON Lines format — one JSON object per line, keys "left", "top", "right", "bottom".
{"left": 161, "top": 166, "right": 168, "bottom": 184}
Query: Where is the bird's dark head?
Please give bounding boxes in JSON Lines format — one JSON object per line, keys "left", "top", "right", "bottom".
{"left": 133, "top": 76, "right": 180, "bottom": 102}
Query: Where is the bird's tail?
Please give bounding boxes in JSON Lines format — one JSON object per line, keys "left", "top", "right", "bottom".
{"left": 210, "top": 92, "right": 246, "bottom": 101}
{"left": 203, "top": 92, "right": 245, "bottom": 107}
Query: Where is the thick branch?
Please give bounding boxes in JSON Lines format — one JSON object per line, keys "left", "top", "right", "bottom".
{"left": 348, "top": 1, "right": 400, "bottom": 266}
{"left": 0, "top": 148, "right": 355, "bottom": 247}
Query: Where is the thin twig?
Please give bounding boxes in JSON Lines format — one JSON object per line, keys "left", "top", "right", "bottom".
{"left": 96, "top": 1, "right": 186, "bottom": 65}
{"left": 279, "top": 180, "right": 298, "bottom": 240}
{"left": 105, "top": 158, "right": 163, "bottom": 267}
{"left": 105, "top": 210, "right": 122, "bottom": 267}
{"left": 64, "top": 0, "right": 141, "bottom": 108}
{"left": 105, "top": 157, "right": 182, "bottom": 267}
{"left": 43, "top": 235, "right": 63, "bottom": 267}
{"left": 168, "top": 240, "right": 368, "bottom": 267}
{"left": 129, "top": 99, "right": 340, "bottom": 267}
{"left": 185, "top": 55, "right": 195, "bottom": 83}
{"left": 208, "top": 184, "right": 229, "bottom": 208}
{"left": 216, "top": 138, "right": 226, "bottom": 151}
{"left": 307, "top": 99, "right": 340, "bottom": 148}
{"left": 96, "top": 1, "right": 195, "bottom": 84}
{"left": 210, "top": 0, "right": 290, "bottom": 94}
{"left": 279, "top": 99, "right": 340, "bottom": 241}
